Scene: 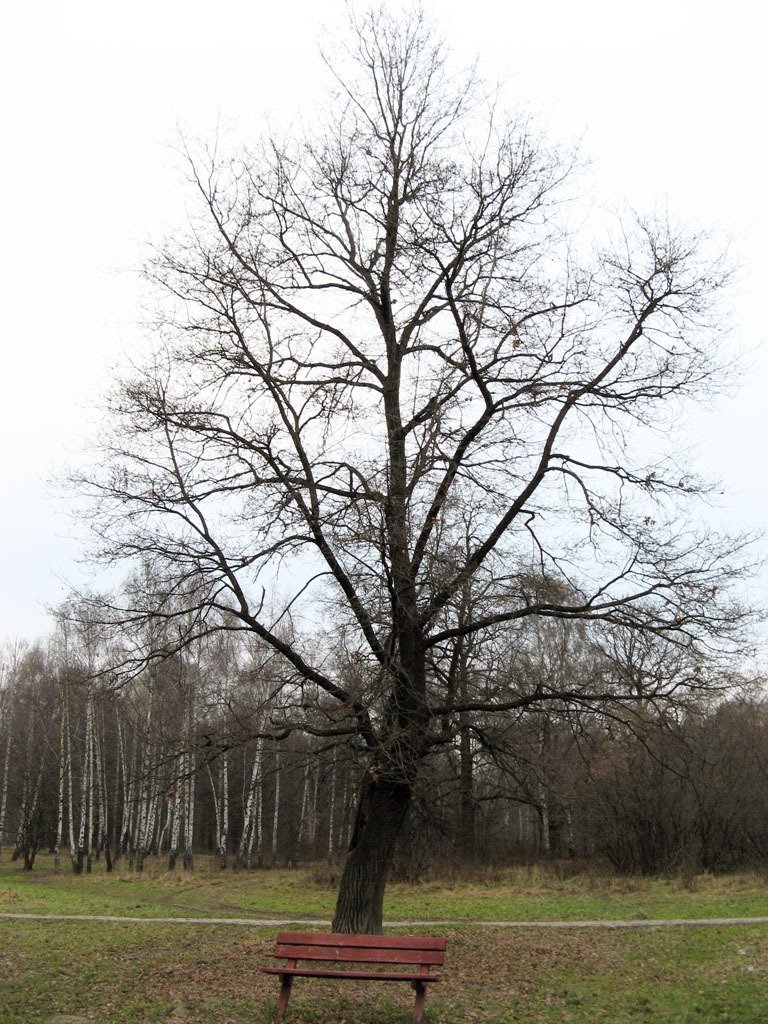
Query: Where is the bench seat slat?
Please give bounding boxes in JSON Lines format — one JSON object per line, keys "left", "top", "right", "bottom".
{"left": 275, "top": 931, "right": 446, "bottom": 952}
{"left": 274, "top": 944, "right": 444, "bottom": 965}
{"left": 262, "top": 966, "right": 440, "bottom": 983}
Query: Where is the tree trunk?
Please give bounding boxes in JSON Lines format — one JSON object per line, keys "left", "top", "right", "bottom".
{"left": 310, "top": 764, "right": 320, "bottom": 849}
{"left": 538, "top": 796, "right": 551, "bottom": 856}
{"left": 168, "top": 767, "right": 181, "bottom": 870}
{"left": 296, "top": 765, "right": 309, "bottom": 853}
{"left": 111, "top": 709, "right": 124, "bottom": 866}
{"left": 66, "top": 701, "right": 77, "bottom": 872}
{"left": 120, "top": 719, "right": 137, "bottom": 858}
{"left": 459, "top": 718, "right": 476, "bottom": 860}
{"left": 219, "top": 752, "right": 229, "bottom": 869}
{"left": 327, "top": 749, "right": 337, "bottom": 861}
{"left": 206, "top": 762, "right": 221, "bottom": 861}
{"left": 331, "top": 776, "right": 412, "bottom": 934}
{"left": 0, "top": 724, "right": 11, "bottom": 859}
{"left": 271, "top": 745, "right": 280, "bottom": 863}
{"left": 564, "top": 805, "right": 576, "bottom": 859}
{"left": 237, "top": 739, "right": 260, "bottom": 868}
{"left": 94, "top": 708, "right": 112, "bottom": 870}
{"left": 54, "top": 698, "right": 66, "bottom": 872}
{"left": 182, "top": 752, "right": 195, "bottom": 871}
{"left": 76, "top": 694, "right": 91, "bottom": 873}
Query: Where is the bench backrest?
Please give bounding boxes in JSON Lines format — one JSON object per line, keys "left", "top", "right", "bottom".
{"left": 274, "top": 932, "right": 446, "bottom": 967}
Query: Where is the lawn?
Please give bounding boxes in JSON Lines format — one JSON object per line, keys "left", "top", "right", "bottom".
{"left": 1, "top": 857, "right": 767, "bottom": 1023}
{"left": 1, "top": 919, "right": 767, "bottom": 1023}
{"left": 1, "top": 855, "right": 766, "bottom": 922}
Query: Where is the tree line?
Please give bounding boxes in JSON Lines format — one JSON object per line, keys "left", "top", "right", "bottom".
{"left": 2, "top": 608, "right": 765, "bottom": 879}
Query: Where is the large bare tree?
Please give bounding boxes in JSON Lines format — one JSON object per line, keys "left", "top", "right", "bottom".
{"left": 78, "top": 9, "right": 751, "bottom": 931}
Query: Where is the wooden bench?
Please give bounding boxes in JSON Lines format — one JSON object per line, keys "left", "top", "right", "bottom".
{"left": 262, "top": 930, "right": 447, "bottom": 1023}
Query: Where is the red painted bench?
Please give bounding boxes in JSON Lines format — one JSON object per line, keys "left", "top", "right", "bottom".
{"left": 262, "top": 931, "right": 447, "bottom": 1023}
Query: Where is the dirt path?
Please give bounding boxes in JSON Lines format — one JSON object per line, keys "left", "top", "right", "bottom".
{"left": 2, "top": 912, "right": 768, "bottom": 928}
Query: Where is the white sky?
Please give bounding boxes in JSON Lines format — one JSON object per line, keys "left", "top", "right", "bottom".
{"left": 1, "top": 0, "right": 766, "bottom": 644}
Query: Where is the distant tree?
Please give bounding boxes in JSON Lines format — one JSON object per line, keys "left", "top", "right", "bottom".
{"left": 76, "top": 8, "right": 752, "bottom": 931}
{"left": 1, "top": 645, "right": 58, "bottom": 870}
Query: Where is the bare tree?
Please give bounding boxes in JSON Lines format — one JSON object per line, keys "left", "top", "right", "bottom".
{"left": 76, "top": 9, "right": 752, "bottom": 931}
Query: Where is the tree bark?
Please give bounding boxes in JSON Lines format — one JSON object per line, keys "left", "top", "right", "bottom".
{"left": 54, "top": 697, "right": 66, "bottom": 872}
{"left": 331, "top": 775, "right": 412, "bottom": 934}
{"left": 459, "top": 718, "right": 476, "bottom": 860}
{"left": 271, "top": 745, "right": 280, "bottom": 863}
{"left": 327, "top": 749, "right": 337, "bottom": 861}
{"left": 296, "top": 765, "right": 309, "bottom": 853}
{"left": 65, "top": 700, "right": 77, "bottom": 871}
{"left": 219, "top": 752, "right": 229, "bottom": 869}
{"left": 182, "top": 751, "right": 195, "bottom": 871}
{"left": 0, "top": 722, "right": 11, "bottom": 860}
{"left": 94, "top": 707, "right": 112, "bottom": 870}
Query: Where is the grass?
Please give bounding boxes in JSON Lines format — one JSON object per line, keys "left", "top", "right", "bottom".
{"left": 1, "top": 919, "right": 767, "bottom": 1023}
{"left": 2, "top": 854, "right": 767, "bottom": 923}
{"left": 1, "top": 856, "right": 768, "bottom": 1022}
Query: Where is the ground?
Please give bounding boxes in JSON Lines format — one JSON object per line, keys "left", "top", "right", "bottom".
{"left": 1, "top": 857, "right": 766, "bottom": 1022}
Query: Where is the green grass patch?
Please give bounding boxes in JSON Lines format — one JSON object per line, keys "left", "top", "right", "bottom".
{"left": 0, "top": 858, "right": 336, "bottom": 920}
{"left": 2, "top": 854, "right": 766, "bottom": 923}
{"left": 384, "top": 873, "right": 768, "bottom": 923}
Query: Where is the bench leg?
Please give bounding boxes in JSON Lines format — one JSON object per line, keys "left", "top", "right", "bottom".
{"left": 275, "top": 973, "right": 293, "bottom": 1023}
{"left": 412, "top": 980, "right": 428, "bottom": 1024}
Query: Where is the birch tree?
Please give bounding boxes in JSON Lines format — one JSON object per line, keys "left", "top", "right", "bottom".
{"left": 0, "top": 683, "right": 13, "bottom": 859}
{"left": 54, "top": 691, "right": 67, "bottom": 871}
{"left": 237, "top": 736, "right": 263, "bottom": 868}
{"left": 78, "top": 9, "right": 752, "bottom": 931}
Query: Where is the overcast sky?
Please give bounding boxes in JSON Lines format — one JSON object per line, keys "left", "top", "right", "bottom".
{"left": 1, "top": 0, "right": 766, "bottom": 645}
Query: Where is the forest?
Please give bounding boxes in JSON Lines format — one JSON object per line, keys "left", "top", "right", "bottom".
{"left": 2, "top": 601, "right": 766, "bottom": 881}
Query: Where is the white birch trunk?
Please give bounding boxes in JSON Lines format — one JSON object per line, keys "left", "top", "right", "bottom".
{"left": 255, "top": 769, "right": 263, "bottom": 864}
{"left": 327, "top": 751, "right": 337, "bottom": 861}
{"left": 112, "top": 709, "right": 124, "bottom": 865}
{"left": 168, "top": 754, "right": 183, "bottom": 870}
{"left": 219, "top": 753, "right": 229, "bottom": 869}
{"left": 537, "top": 722, "right": 551, "bottom": 857}
{"left": 54, "top": 697, "right": 66, "bottom": 872}
{"left": 66, "top": 701, "right": 77, "bottom": 870}
{"left": 86, "top": 697, "right": 96, "bottom": 872}
{"left": 341, "top": 768, "right": 351, "bottom": 851}
{"left": 238, "top": 739, "right": 261, "bottom": 867}
{"left": 297, "top": 766, "right": 309, "bottom": 850}
{"left": 181, "top": 698, "right": 195, "bottom": 871}
{"left": 148, "top": 789, "right": 161, "bottom": 856}
{"left": 0, "top": 711, "right": 13, "bottom": 859}
{"left": 135, "top": 684, "right": 155, "bottom": 871}
{"left": 245, "top": 738, "right": 264, "bottom": 867}
{"left": 183, "top": 761, "right": 195, "bottom": 870}
{"left": 94, "top": 708, "right": 111, "bottom": 870}
{"left": 271, "top": 746, "right": 280, "bottom": 862}
{"left": 157, "top": 790, "right": 170, "bottom": 854}
{"left": 136, "top": 741, "right": 154, "bottom": 871}
{"left": 17, "top": 761, "right": 45, "bottom": 869}
{"left": 122, "top": 723, "right": 139, "bottom": 861}
{"left": 207, "top": 761, "right": 220, "bottom": 844}
{"left": 76, "top": 694, "right": 92, "bottom": 874}
{"left": 310, "top": 763, "right": 320, "bottom": 848}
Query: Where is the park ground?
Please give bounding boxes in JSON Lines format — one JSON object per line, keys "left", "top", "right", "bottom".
{"left": 1, "top": 856, "right": 767, "bottom": 1022}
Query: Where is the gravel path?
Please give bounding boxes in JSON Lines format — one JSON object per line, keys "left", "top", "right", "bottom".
{"left": 2, "top": 912, "right": 768, "bottom": 929}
